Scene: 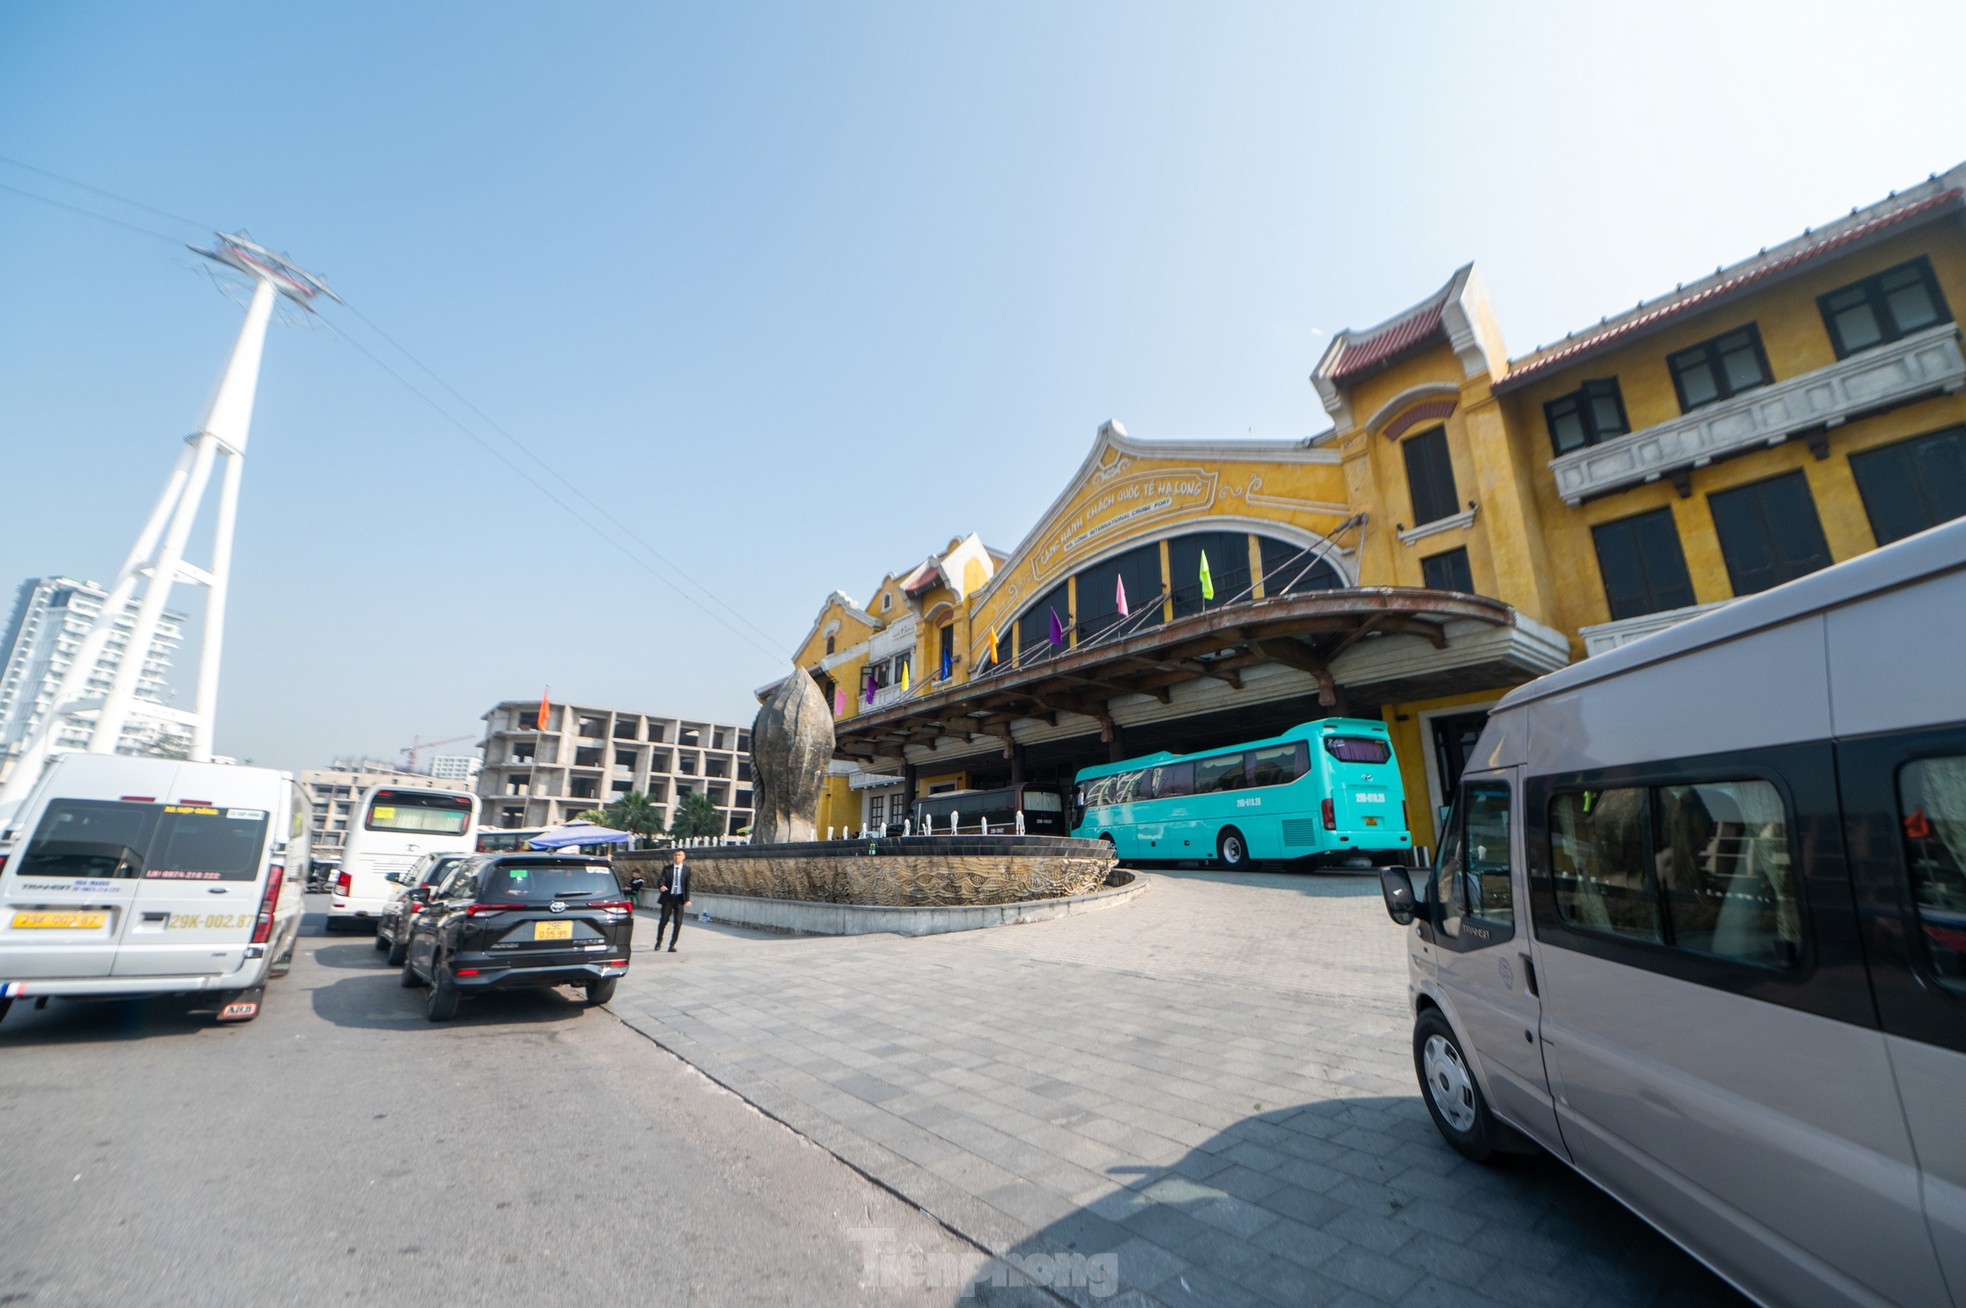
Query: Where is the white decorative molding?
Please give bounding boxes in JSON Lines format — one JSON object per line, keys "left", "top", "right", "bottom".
{"left": 1580, "top": 600, "right": 1733, "bottom": 657}
{"left": 1397, "top": 506, "right": 1476, "bottom": 546}
{"left": 1360, "top": 382, "right": 1461, "bottom": 438}
{"left": 1550, "top": 324, "right": 1966, "bottom": 505}
{"left": 1224, "top": 476, "right": 1352, "bottom": 517}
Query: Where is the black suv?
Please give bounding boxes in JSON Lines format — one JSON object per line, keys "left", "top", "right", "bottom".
{"left": 399, "top": 854, "right": 643, "bottom": 1022}
{"left": 375, "top": 852, "right": 469, "bottom": 966}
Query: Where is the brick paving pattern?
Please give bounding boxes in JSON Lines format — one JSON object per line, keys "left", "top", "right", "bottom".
{"left": 612, "top": 870, "right": 1744, "bottom": 1306}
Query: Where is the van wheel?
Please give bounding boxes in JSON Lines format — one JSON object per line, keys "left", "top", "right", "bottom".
{"left": 372, "top": 930, "right": 388, "bottom": 952}
{"left": 584, "top": 977, "right": 618, "bottom": 1006}
{"left": 400, "top": 954, "right": 424, "bottom": 988}
{"left": 386, "top": 933, "right": 409, "bottom": 967}
{"left": 1414, "top": 1009, "right": 1503, "bottom": 1162}
{"left": 269, "top": 935, "right": 298, "bottom": 978}
{"left": 425, "top": 966, "right": 460, "bottom": 1022}
{"left": 1217, "top": 827, "right": 1252, "bottom": 870}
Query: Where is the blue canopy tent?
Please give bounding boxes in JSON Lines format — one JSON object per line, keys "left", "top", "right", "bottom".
{"left": 526, "top": 820, "right": 636, "bottom": 849}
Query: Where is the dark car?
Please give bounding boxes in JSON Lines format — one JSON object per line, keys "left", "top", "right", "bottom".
{"left": 398, "top": 854, "right": 643, "bottom": 1022}
{"left": 374, "top": 852, "right": 468, "bottom": 966}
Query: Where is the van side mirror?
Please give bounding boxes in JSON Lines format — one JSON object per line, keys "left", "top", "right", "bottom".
{"left": 409, "top": 886, "right": 432, "bottom": 904}
{"left": 1379, "top": 866, "right": 1419, "bottom": 926}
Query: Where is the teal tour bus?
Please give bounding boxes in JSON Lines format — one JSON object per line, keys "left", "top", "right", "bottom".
{"left": 1071, "top": 718, "right": 1412, "bottom": 869}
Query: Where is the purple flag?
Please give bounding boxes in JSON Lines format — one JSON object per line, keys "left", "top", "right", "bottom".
{"left": 863, "top": 670, "right": 877, "bottom": 705}
{"left": 1116, "top": 574, "right": 1129, "bottom": 618}
{"left": 1048, "top": 607, "right": 1065, "bottom": 647}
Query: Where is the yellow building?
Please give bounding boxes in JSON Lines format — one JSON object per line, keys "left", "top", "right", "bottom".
{"left": 779, "top": 163, "right": 1966, "bottom": 851}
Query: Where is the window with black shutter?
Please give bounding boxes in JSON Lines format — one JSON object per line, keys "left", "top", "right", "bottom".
{"left": 1402, "top": 428, "right": 1459, "bottom": 526}
{"left": 1667, "top": 326, "right": 1772, "bottom": 412}
{"left": 1591, "top": 509, "right": 1697, "bottom": 619}
{"left": 1544, "top": 379, "right": 1631, "bottom": 455}
{"left": 1818, "top": 256, "right": 1952, "bottom": 358}
{"left": 1850, "top": 426, "right": 1966, "bottom": 546}
{"left": 1420, "top": 547, "right": 1474, "bottom": 594}
{"left": 1708, "top": 472, "right": 1833, "bottom": 596}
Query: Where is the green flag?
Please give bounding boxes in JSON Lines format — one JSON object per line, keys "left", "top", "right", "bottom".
{"left": 1199, "top": 549, "right": 1214, "bottom": 601}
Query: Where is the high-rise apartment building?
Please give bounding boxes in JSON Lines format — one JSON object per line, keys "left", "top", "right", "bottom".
{"left": 476, "top": 700, "right": 754, "bottom": 835}
{"left": 428, "top": 753, "right": 481, "bottom": 782}
{"left": 0, "top": 576, "right": 191, "bottom": 777}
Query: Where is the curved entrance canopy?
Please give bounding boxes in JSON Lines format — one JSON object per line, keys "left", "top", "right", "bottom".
{"left": 831, "top": 586, "right": 1568, "bottom": 766}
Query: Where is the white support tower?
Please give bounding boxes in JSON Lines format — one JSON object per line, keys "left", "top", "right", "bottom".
{"left": 0, "top": 234, "right": 336, "bottom": 816}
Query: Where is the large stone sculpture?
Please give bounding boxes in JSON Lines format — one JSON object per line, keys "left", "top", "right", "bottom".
{"left": 748, "top": 668, "right": 834, "bottom": 844}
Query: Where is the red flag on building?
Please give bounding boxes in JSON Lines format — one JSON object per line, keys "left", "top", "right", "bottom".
{"left": 537, "top": 686, "right": 551, "bottom": 732}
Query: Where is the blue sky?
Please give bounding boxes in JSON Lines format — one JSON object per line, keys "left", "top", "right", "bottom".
{"left": 2, "top": 1, "right": 1962, "bottom": 771}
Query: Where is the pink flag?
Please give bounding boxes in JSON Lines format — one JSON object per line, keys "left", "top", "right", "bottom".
{"left": 834, "top": 688, "right": 846, "bottom": 716}
{"left": 1115, "top": 574, "right": 1129, "bottom": 618}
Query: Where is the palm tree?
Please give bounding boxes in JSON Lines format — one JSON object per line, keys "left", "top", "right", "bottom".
{"left": 574, "top": 808, "right": 611, "bottom": 825}
{"left": 668, "top": 790, "right": 724, "bottom": 840}
{"left": 604, "top": 790, "right": 664, "bottom": 849}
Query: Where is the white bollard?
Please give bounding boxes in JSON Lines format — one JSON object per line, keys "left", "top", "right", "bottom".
{"left": 903, "top": 819, "right": 912, "bottom": 837}
{"left": 827, "top": 826, "right": 834, "bottom": 841}
{"left": 952, "top": 810, "right": 960, "bottom": 835}
{"left": 1016, "top": 811, "right": 1026, "bottom": 835}
{"left": 981, "top": 819, "right": 989, "bottom": 836}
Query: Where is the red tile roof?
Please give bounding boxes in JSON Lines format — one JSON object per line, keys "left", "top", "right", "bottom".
{"left": 1496, "top": 187, "right": 1963, "bottom": 392}
{"left": 1327, "top": 287, "right": 1451, "bottom": 383}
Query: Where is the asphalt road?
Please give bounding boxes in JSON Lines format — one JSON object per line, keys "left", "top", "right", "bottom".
{"left": 0, "top": 898, "right": 983, "bottom": 1307}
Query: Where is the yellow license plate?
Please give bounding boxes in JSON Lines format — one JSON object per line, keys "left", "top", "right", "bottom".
{"left": 534, "top": 921, "right": 573, "bottom": 941}
{"left": 1362, "top": 816, "right": 1379, "bottom": 827}
{"left": 12, "top": 911, "right": 108, "bottom": 929}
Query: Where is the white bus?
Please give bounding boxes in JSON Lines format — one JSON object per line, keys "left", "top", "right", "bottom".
{"left": 328, "top": 785, "right": 477, "bottom": 932}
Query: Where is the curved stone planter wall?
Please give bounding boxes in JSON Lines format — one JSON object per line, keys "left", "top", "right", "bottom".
{"left": 659, "top": 870, "right": 1145, "bottom": 937}
{"left": 619, "top": 836, "right": 1117, "bottom": 908}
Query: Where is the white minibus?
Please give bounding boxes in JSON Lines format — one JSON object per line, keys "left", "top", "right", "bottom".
{"left": 0, "top": 753, "right": 310, "bottom": 1025}
{"left": 1378, "top": 516, "right": 1966, "bottom": 1307}
{"left": 327, "top": 785, "right": 477, "bottom": 931}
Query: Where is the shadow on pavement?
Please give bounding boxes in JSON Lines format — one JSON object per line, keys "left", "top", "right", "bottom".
{"left": 0, "top": 993, "right": 219, "bottom": 1047}
{"left": 308, "top": 970, "right": 599, "bottom": 1031}
{"left": 952, "top": 1096, "right": 1745, "bottom": 1307}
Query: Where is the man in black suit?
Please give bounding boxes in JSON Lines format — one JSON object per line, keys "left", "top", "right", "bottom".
{"left": 655, "top": 847, "right": 691, "bottom": 952}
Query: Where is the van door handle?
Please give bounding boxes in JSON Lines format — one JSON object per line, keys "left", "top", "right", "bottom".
{"left": 1519, "top": 953, "right": 1538, "bottom": 997}
{"left": 208, "top": 887, "right": 230, "bottom": 894}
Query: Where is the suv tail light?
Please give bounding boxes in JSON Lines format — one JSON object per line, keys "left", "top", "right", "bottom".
{"left": 465, "top": 902, "right": 528, "bottom": 917}
{"left": 585, "top": 900, "right": 632, "bottom": 913}
{"left": 335, "top": 870, "right": 351, "bottom": 896}
{"left": 252, "top": 865, "right": 285, "bottom": 944}
{"left": 1321, "top": 798, "right": 1336, "bottom": 831}
{"left": 0, "top": 853, "right": 8, "bottom": 876}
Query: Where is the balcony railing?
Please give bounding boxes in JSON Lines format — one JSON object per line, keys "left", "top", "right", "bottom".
{"left": 1549, "top": 323, "right": 1966, "bottom": 505}
{"left": 1579, "top": 600, "right": 1732, "bottom": 657}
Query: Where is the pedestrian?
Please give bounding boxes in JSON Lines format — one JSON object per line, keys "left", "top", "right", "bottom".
{"left": 655, "top": 846, "right": 691, "bottom": 953}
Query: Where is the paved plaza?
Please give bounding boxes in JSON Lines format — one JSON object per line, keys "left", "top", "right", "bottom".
{"left": 612, "top": 870, "right": 1744, "bottom": 1307}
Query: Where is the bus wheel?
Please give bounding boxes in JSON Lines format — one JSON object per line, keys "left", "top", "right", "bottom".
{"left": 1217, "top": 827, "right": 1251, "bottom": 870}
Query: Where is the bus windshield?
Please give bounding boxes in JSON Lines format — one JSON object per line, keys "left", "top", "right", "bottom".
{"left": 366, "top": 792, "right": 473, "bottom": 835}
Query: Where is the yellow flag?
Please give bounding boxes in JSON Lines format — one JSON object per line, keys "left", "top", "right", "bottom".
{"left": 987, "top": 627, "right": 999, "bottom": 662}
{"left": 901, "top": 661, "right": 911, "bottom": 692}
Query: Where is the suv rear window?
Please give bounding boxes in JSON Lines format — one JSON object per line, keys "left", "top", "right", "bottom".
{"left": 480, "top": 861, "right": 620, "bottom": 901}
{"left": 1324, "top": 736, "right": 1392, "bottom": 764}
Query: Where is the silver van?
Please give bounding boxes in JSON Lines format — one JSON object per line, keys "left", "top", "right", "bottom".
{"left": 0, "top": 754, "right": 311, "bottom": 1026}
{"left": 1379, "top": 517, "right": 1966, "bottom": 1307}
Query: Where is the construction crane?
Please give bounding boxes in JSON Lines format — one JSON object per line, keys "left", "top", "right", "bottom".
{"left": 401, "top": 733, "right": 476, "bottom": 773}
